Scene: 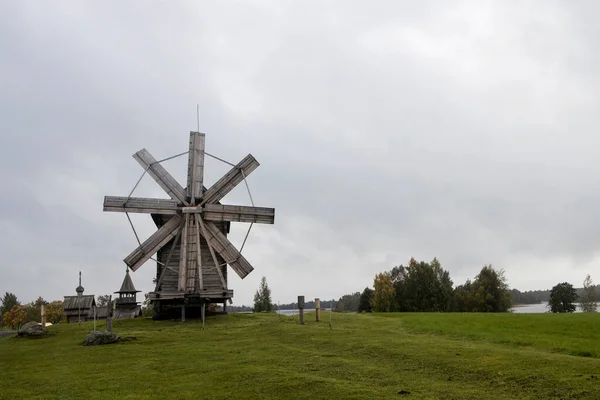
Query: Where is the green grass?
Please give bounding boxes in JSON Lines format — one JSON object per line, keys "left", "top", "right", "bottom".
{"left": 1, "top": 312, "right": 599, "bottom": 399}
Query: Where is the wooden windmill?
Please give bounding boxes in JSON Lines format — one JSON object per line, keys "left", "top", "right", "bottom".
{"left": 103, "top": 132, "right": 275, "bottom": 318}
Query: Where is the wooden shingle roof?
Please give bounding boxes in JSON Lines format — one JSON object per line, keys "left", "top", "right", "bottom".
{"left": 63, "top": 295, "right": 95, "bottom": 310}
{"left": 115, "top": 269, "right": 141, "bottom": 294}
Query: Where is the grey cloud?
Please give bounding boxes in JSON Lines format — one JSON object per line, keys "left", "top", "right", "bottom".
{"left": 2, "top": 1, "right": 600, "bottom": 305}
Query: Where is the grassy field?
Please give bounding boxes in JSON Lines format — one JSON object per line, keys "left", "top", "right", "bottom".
{"left": 1, "top": 312, "right": 599, "bottom": 399}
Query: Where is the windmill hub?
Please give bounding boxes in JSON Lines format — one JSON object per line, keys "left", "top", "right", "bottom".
{"left": 103, "top": 131, "right": 275, "bottom": 318}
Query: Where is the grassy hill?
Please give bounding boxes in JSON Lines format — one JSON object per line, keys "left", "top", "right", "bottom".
{"left": 1, "top": 312, "right": 599, "bottom": 399}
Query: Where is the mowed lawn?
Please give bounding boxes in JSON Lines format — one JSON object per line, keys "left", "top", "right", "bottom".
{"left": 1, "top": 312, "right": 599, "bottom": 399}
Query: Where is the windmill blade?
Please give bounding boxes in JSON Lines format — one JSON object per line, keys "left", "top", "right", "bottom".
{"left": 201, "top": 154, "right": 259, "bottom": 205}
{"left": 187, "top": 132, "right": 205, "bottom": 202}
{"left": 133, "top": 148, "right": 189, "bottom": 205}
{"left": 202, "top": 204, "right": 275, "bottom": 224}
{"left": 200, "top": 220, "right": 254, "bottom": 278}
{"left": 103, "top": 196, "right": 178, "bottom": 214}
{"left": 124, "top": 214, "right": 183, "bottom": 271}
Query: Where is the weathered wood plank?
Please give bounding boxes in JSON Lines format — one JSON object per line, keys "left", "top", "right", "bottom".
{"left": 203, "top": 204, "right": 275, "bottom": 224}
{"left": 201, "top": 154, "right": 259, "bottom": 205}
{"left": 103, "top": 196, "right": 179, "bottom": 214}
{"left": 185, "top": 215, "right": 197, "bottom": 292}
{"left": 194, "top": 217, "right": 204, "bottom": 290}
{"left": 198, "top": 218, "right": 228, "bottom": 289}
{"left": 155, "top": 221, "right": 183, "bottom": 291}
{"left": 187, "top": 132, "right": 205, "bottom": 202}
{"left": 202, "top": 220, "right": 254, "bottom": 278}
{"left": 178, "top": 214, "right": 189, "bottom": 291}
{"left": 133, "top": 148, "right": 189, "bottom": 205}
{"left": 148, "top": 288, "right": 233, "bottom": 300}
{"left": 124, "top": 215, "right": 182, "bottom": 271}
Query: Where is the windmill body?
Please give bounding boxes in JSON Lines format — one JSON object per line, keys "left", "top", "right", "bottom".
{"left": 103, "top": 132, "right": 275, "bottom": 318}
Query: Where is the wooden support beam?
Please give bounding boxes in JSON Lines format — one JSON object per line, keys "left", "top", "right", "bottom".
{"left": 201, "top": 154, "right": 259, "bottom": 205}
{"left": 148, "top": 288, "right": 233, "bottom": 300}
{"left": 133, "top": 148, "right": 189, "bottom": 205}
{"left": 194, "top": 217, "right": 204, "bottom": 291}
{"left": 178, "top": 214, "right": 189, "bottom": 291}
{"left": 185, "top": 215, "right": 198, "bottom": 293}
{"left": 124, "top": 214, "right": 182, "bottom": 271}
{"left": 201, "top": 220, "right": 254, "bottom": 279}
{"left": 187, "top": 132, "right": 205, "bottom": 202}
{"left": 202, "top": 204, "right": 275, "bottom": 224}
{"left": 103, "top": 196, "right": 178, "bottom": 214}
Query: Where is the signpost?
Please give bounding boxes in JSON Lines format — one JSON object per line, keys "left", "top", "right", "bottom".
{"left": 298, "top": 295, "right": 305, "bottom": 325}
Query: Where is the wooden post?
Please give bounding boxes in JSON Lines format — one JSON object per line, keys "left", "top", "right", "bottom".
{"left": 201, "top": 302, "right": 206, "bottom": 330}
{"left": 41, "top": 304, "right": 46, "bottom": 326}
{"left": 298, "top": 295, "right": 305, "bottom": 325}
{"left": 329, "top": 299, "right": 333, "bottom": 329}
{"left": 107, "top": 296, "right": 113, "bottom": 332}
{"left": 181, "top": 305, "right": 186, "bottom": 322}
{"left": 315, "top": 298, "right": 320, "bottom": 322}
{"left": 93, "top": 305, "right": 96, "bottom": 331}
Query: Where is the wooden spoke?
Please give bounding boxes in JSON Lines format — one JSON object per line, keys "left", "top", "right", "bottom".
{"left": 133, "top": 148, "right": 189, "bottom": 205}
{"left": 124, "top": 215, "right": 182, "bottom": 271}
{"left": 203, "top": 204, "right": 275, "bottom": 224}
{"left": 200, "top": 220, "right": 254, "bottom": 278}
{"left": 187, "top": 132, "right": 205, "bottom": 202}
{"left": 103, "top": 196, "right": 178, "bottom": 214}
{"left": 201, "top": 154, "right": 259, "bottom": 205}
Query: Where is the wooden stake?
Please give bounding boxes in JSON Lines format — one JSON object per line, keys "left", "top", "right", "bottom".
{"left": 315, "top": 298, "right": 320, "bottom": 322}
{"left": 41, "top": 304, "right": 46, "bottom": 326}
{"left": 107, "top": 296, "right": 113, "bottom": 332}
{"left": 201, "top": 303, "right": 205, "bottom": 330}
{"left": 298, "top": 295, "right": 305, "bottom": 325}
{"left": 329, "top": 299, "right": 333, "bottom": 330}
{"left": 93, "top": 306, "right": 96, "bottom": 331}
{"left": 181, "top": 305, "right": 186, "bottom": 322}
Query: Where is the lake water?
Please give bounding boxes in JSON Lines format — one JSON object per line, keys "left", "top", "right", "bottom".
{"left": 277, "top": 304, "right": 599, "bottom": 314}
{"left": 511, "top": 302, "right": 599, "bottom": 313}
{"left": 277, "top": 308, "right": 322, "bottom": 316}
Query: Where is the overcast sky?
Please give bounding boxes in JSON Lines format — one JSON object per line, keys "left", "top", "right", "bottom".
{"left": 1, "top": 1, "right": 600, "bottom": 306}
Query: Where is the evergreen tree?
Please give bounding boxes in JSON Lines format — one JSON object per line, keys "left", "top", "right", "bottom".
{"left": 358, "top": 287, "right": 374, "bottom": 313}
{"left": 253, "top": 276, "right": 273, "bottom": 312}
{"left": 0, "top": 292, "right": 18, "bottom": 327}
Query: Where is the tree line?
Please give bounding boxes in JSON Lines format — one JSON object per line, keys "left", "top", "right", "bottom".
{"left": 1, "top": 293, "right": 64, "bottom": 329}
{"left": 331, "top": 258, "right": 599, "bottom": 314}
{"left": 359, "top": 258, "right": 513, "bottom": 313}
{"left": 0, "top": 292, "right": 139, "bottom": 330}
